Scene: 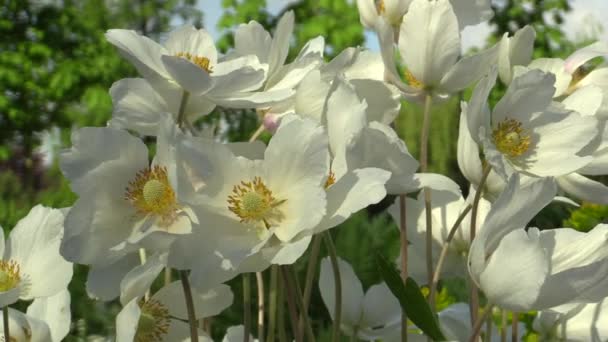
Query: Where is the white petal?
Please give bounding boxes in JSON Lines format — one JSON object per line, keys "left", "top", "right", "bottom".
{"left": 116, "top": 298, "right": 140, "bottom": 342}
{"left": 466, "top": 67, "right": 496, "bottom": 144}
{"left": 375, "top": 18, "right": 413, "bottom": 94}
{"left": 361, "top": 283, "right": 401, "bottom": 330}
{"left": 399, "top": 0, "right": 460, "bottom": 87}
{"left": 450, "top": 0, "right": 493, "bottom": 28}
{"left": 223, "top": 325, "right": 255, "bottom": 342}
{"left": 105, "top": 29, "right": 168, "bottom": 81}
{"left": 315, "top": 168, "right": 390, "bottom": 233}
{"left": 86, "top": 253, "right": 140, "bottom": 301}
{"left": 557, "top": 173, "right": 608, "bottom": 204}
{"left": 27, "top": 290, "right": 71, "bottom": 342}
{"left": 6, "top": 205, "right": 73, "bottom": 300}
{"left": 208, "top": 55, "right": 267, "bottom": 94}
{"left": 268, "top": 11, "right": 294, "bottom": 76}
{"left": 294, "top": 70, "right": 331, "bottom": 123}
{"left": 562, "top": 84, "right": 603, "bottom": 116}
{"left": 564, "top": 41, "right": 608, "bottom": 74}
{"left": 437, "top": 303, "right": 471, "bottom": 342}
{"left": 440, "top": 44, "right": 499, "bottom": 92}
{"left": 154, "top": 281, "right": 233, "bottom": 320}
{"left": 527, "top": 58, "right": 571, "bottom": 96}
{"left": 492, "top": 69, "right": 555, "bottom": 124}
{"left": 164, "top": 25, "right": 218, "bottom": 64}
{"left": 497, "top": 26, "right": 535, "bottom": 84}
{"left": 458, "top": 103, "right": 483, "bottom": 184}
{"left": 319, "top": 257, "right": 364, "bottom": 327}
{"left": 357, "top": 0, "right": 379, "bottom": 28}
{"left": 161, "top": 55, "right": 214, "bottom": 95}
{"left": 350, "top": 79, "right": 401, "bottom": 124}
{"left": 120, "top": 253, "right": 166, "bottom": 305}
{"left": 265, "top": 235, "right": 312, "bottom": 265}
{"left": 479, "top": 228, "right": 549, "bottom": 312}
{"left": 234, "top": 21, "right": 271, "bottom": 63}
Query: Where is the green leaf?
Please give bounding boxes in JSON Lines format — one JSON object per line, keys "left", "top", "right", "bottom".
{"left": 376, "top": 253, "right": 446, "bottom": 341}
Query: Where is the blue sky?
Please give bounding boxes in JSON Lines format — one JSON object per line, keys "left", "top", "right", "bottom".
{"left": 199, "top": 0, "right": 608, "bottom": 52}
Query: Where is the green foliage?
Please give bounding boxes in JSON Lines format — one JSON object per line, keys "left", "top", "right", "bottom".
{"left": 563, "top": 203, "right": 608, "bottom": 232}
{"left": 376, "top": 254, "right": 446, "bottom": 341}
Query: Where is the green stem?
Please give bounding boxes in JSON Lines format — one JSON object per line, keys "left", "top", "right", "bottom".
{"left": 419, "top": 93, "right": 434, "bottom": 310}
{"left": 176, "top": 90, "right": 190, "bottom": 129}
{"left": 277, "top": 276, "right": 287, "bottom": 342}
{"left": 243, "top": 273, "right": 252, "bottom": 342}
{"left": 469, "top": 164, "right": 492, "bottom": 327}
{"left": 398, "top": 195, "right": 408, "bottom": 342}
{"left": 299, "top": 235, "right": 322, "bottom": 336}
{"left": 268, "top": 266, "right": 279, "bottom": 342}
{"left": 280, "top": 267, "right": 302, "bottom": 342}
{"left": 500, "top": 310, "right": 507, "bottom": 342}
{"left": 468, "top": 303, "right": 494, "bottom": 342}
{"left": 256, "top": 272, "right": 265, "bottom": 342}
{"left": 324, "top": 232, "right": 342, "bottom": 342}
{"left": 286, "top": 266, "right": 316, "bottom": 342}
{"left": 3, "top": 306, "right": 8, "bottom": 342}
{"left": 180, "top": 271, "right": 199, "bottom": 342}
{"left": 511, "top": 313, "right": 519, "bottom": 342}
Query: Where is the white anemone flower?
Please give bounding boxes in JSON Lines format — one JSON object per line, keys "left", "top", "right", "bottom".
{"left": 60, "top": 116, "right": 198, "bottom": 267}
{"left": 116, "top": 280, "right": 232, "bottom": 342}
{"left": 466, "top": 68, "right": 598, "bottom": 179}
{"left": 25, "top": 290, "right": 71, "bottom": 342}
{"left": 0, "top": 205, "right": 72, "bottom": 307}
{"left": 388, "top": 180, "right": 491, "bottom": 283}
{"left": 357, "top": 0, "right": 492, "bottom": 33}
{"left": 319, "top": 257, "right": 401, "bottom": 340}
{"left": 376, "top": 0, "right": 498, "bottom": 101}
{"left": 469, "top": 174, "right": 608, "bottom": 312}
{"left": 497, "top": 25, "right": 536, "bottom": 85}
{"left": 534, "top": 299, "right": 608, "bottom": 341}
{"left": 168, "top": 116, "right": 331, "bottom": 288}
{"left": 222, "top": 326, "right": 256, "bottom": 342}
{"left": 0, "top": 308, "right": 52, "bottom": 342}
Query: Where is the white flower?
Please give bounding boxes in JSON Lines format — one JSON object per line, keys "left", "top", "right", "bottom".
{"left": 60, "top": 117, "right": 198, "bottom": 267}
{"left": 534, "top": 299, "right": 608, "bottom": 341}
{"left": 497, "top": 26, "right": 536, "bottom": 85}
{"left": 469, "top": 174, "right": 608, "bottom": 312}
{"left": 167, "top": 117, "right": 330, "bottom": 288}
{"left": 222, "top": 326, "right": 257, "bottom": 342}
{"left": 116, "top": 280, "right": 231, "bottom": 342}
{"left": 0, "top": 205, "right": 72, "bottom": 307}
{"left": 26, "top": 290, "right": 71, "bottom": 342}
{"left": 466, "top": 68, "right": 598, "bottom": 179}
{"left": 319, "top": 257, "right": 401, "bottom": 340}
{"left": 0, "top": 308, "right": 52, "bottom": 342}
{"left": 388, "top": 181, "right": 491, "bottom": 283}
{"left": 376, "top": 0, "right": 498, "bottom": 101}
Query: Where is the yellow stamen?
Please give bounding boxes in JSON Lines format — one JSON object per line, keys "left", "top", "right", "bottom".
{"left": 175, "top": 52, "right": 213, "bottom": 73}
{"left": 227, "top": 176, "right": 285, "bottom": 227}
{"left": 404, "top": 69, "right": 424, "bottom": 89}
{"left": 492, "top": 118, "right": 531, "bottom": 158}
{"left": 376, "top": 0, "right": 385, "bottom": 14}
{"left": 135, "top": 299, "right": 171, "bottom": 342}
{"left": 0, "top": 260, "right": 20, "bottom": 292}
{"left": 125, "top": 166, "right": 178, "bottom": 224}
{"left": 324, "top": 171, "right": 336, "bottom": 189}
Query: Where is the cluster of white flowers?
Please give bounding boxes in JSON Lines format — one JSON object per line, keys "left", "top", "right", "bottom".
{"left": 4, "top": 0, "right": 608, "bottom": 341}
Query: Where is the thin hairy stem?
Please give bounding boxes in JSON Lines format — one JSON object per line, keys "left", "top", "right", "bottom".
{"left": 324, "top": 232, "right": 342, "bottom": 342}
{"left": 512, "top": 313, "right": 519, "bottom": 342}
{"left": 419, "top": 93, "right": 434, "bottom": 309}
{"left": 469, "top": 303, "right": 494, "bottom": 342}
{"left": 500, "top": 310, "right": 507, "bottom": 342}
{"left": 268, "top": 266, "right": 279, "bottom": 342}
{"left": 256, "top": 272, "right": 265, "bottom": 342}
{"left": 299, "top": 235, "right": 322, "bottom": 340}
{"left": 180, "top": 271, "right": 199, "bottom": 342}
{"left": 398, "top": 194, "right": 409, "bottom": 342}
{"left": 280, "top": 267, "right": 302, "bottom": 342}
{"left": 249, "top": 124, "right": 265, "bottom": 142}
{"left": 285, "top": 267, "right": 315, "bottom": 342}
{"left": 243, "top": 273, "right": 252, "bottom": 342}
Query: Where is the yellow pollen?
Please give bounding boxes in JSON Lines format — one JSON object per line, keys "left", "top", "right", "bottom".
{"left": 324, "top": 171, "right": 336, "bottom": 189}
{"left": 404, "top": 69, "right": 424, "bottom": 89}
{"left": 376, "top": 0, "right": 385, "bottom": 14}
{"left": 175, "top": 52, "right": 213, "bottom": 73}
{"left": 0, "top": 260, "right": 20, "bottom": 292}
{"left": 227, "top": 176, "right": 285, "bottom": 227}
{"left": 492, "top": 118, "right": 531, "bottom": 158}
{"left": 125, "top": 166, "right": 178, "bottom": 224}
{"left": 134, "top": 299, "right": 171, "bottom": 342}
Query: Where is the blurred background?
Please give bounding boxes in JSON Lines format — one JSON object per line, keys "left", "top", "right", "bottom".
{"left": 1, "top": 0, "right": 607, "bottom": 340}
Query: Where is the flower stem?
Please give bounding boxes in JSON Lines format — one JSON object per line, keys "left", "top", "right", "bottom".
{"left": 243, "top": 273, "right": 252, "bottom": 342}
{"left": 256, "top": 272, "right": 265, "bottom": 342}
{"left": 176, "top": 90, "right": 190, "bottom": 129}
{"left": 398, "top": 194, "right": 409, "bottom": 342}
{"left": 324, "top": 232, "right": 342, "bottom": 342}
{"left": 469, "top": 164, "right": 492, "bottom": 329}
{"left": 249, "top": 124, "right": 265, "bottom": 142}
{"left": 280, "top": 266, "right": 302, "bottom": 342}
{"left": 511, "top": 313, "right": 519, "bottom": 342}
{"left": 420, "top": 93, "right": 434, "bottom": 309}
{"left": 429, "top": 204, "right": 472, "bottom": 305}
{"left": 468, "top": 303, "right": 494, "bottom": 342}
{"left": 3, "top": 306, "right": 9, "bottom": 342}
{"left": 500, "top": 310, "right": 507, "bottom": 342}
{"left": 180, "top": 270, "right": 199, "bottom": 342}
{"left": 283, "top": 266, "right": 315, "bottom": 342}
{"left": 299, "top": 235, "right": 322, "bottom": 335}
{"left": 277, "top": 276, "right": 287, "bottom": 342}
{"left": 268, "top": 266, "right": 279, "bottom": 342}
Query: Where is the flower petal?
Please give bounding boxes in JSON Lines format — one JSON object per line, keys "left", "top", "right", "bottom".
{"left": 319, "top": 257, "right": 364, "bottom": 327}
{"left": 557, "top": 173, "right": 608, "bottom": 204}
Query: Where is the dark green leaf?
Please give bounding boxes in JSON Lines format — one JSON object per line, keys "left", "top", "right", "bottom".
{"left": 376, "top": 253, "right": 446, "bottom": 341}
